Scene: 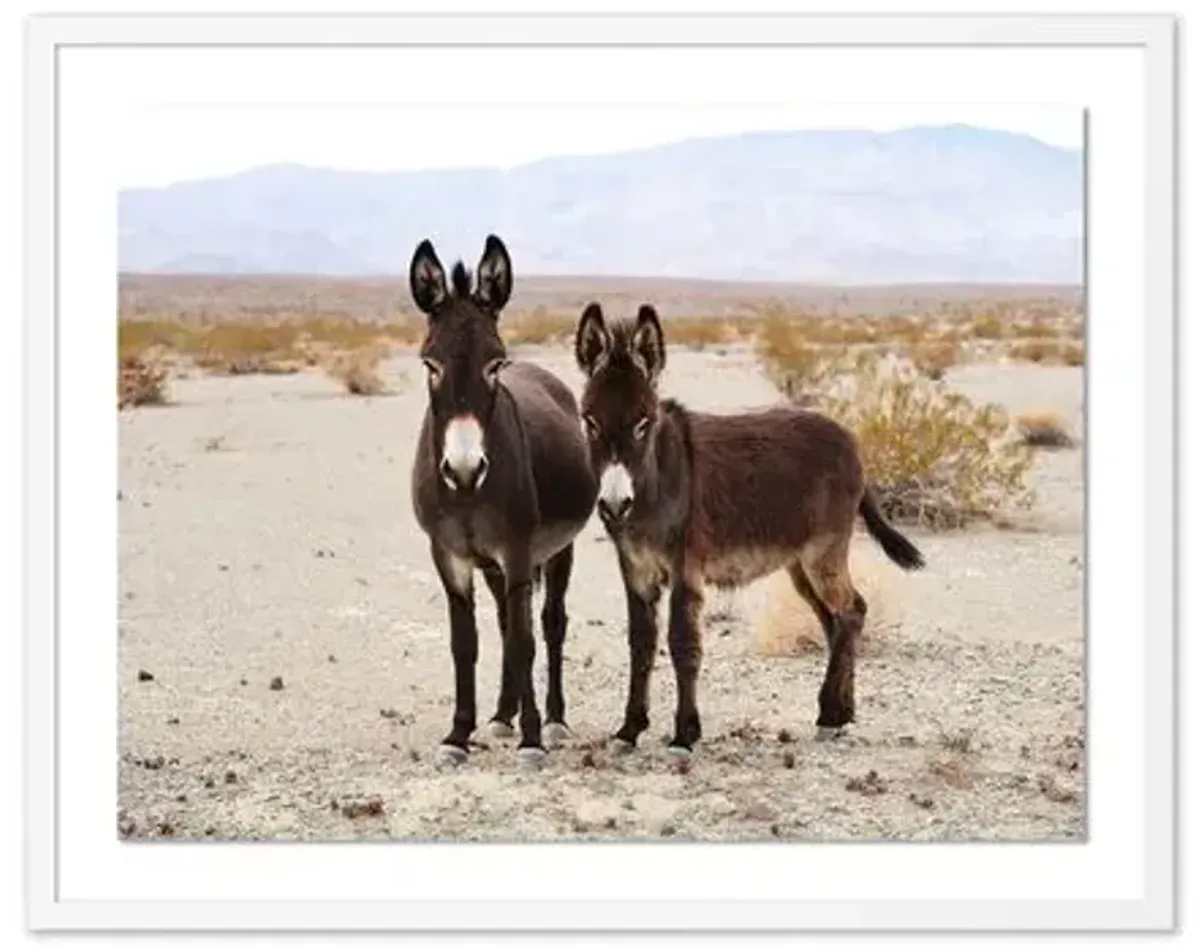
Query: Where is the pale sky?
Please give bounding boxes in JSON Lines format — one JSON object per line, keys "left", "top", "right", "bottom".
{"left": 83, "top": 46, "right": 1085, "bottom": 188}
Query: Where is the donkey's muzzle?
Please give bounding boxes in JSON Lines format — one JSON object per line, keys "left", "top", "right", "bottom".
{"left": 440, "top": 455, "right": 489, "bottom": 493}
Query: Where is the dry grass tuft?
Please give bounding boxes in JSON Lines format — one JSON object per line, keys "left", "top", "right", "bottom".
{"left": 118, "top": 350, "right": 170, "bottom": 409}
{"left": 1014, "top": 410, "right": 1075, "bottom": 449}
{"left": 323, "top": 346, "right": 390, "bottom": 396}
{"left": 754, "top": 545, "right": 906, "bottom": 657}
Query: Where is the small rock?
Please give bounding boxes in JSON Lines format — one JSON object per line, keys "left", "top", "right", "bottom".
{"left": 204, "top": 826, "right": 218, "bottom": 837}
{"left": 659, "top": 823, "right": 677, "bottom": 837}
{"left": 744, "top": 800, "right": 777, "bottom": 822}
{"left": 175, "top": 793, "right": 188, "bottom": 803}
{"left": 202, "top": 776, "right": 215, "bottom": 789}
{"left": 908, "top": 792, "right": 935, "bottom": 810}
{"left": 776, "top": 728, "right": 794, "bottom": 744}
{"left": 166, "top": 716, "right": 180, "bottom": 725}
{"left": 223, "top": 770, "right": 238, "bottom": 784}
{"left": 897, "top": 735, "right": 917, "bottom": 747}
{"left": 239, "top": 677, "right": 248, "bottom": 687}
{"left": 269, "top": 676, "right": 284, "bottom": 691}
{"left": 341, "top": 796, "right": 385, "bottom": 819}
{"left": 408, "top": 749, "right": 421, "bottom": 763}
{"left": 137, "top": 669, "right": 155, "bottom": 683}
{"left": 782, "top": 751, "right": 796, "bottom": 770}
{"left": 846, "top": 770, "right": 888, "bottom": 796}
{"left": 580, "top": 750, "right": 597, "bottom": 769}
{"left": 328, "top": 654, "right": 337, "bottom": 663}
{"left": 217, "top": 563, "right": 229, "bottom": 572}
{"left": 154, "top": 820, "right": 176, "bottom": 837}
{"left": 379, "top": 707, "right": 400, "bottom": 720}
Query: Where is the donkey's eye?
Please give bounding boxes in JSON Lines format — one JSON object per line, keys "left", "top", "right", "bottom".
{"left": 483, "top": 358, "right": 509, "bottom": 385}
{"left": 422, "top": 359, "right": 444, "bottom": 388}
{"left": 633, "top": 416, "right": 652, "bottom": 441}
{"left": 582, "top": 414, "right": 601, "bottom": 440}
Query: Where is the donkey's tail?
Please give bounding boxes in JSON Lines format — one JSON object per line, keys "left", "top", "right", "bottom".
{"left": 858, "top": 487, "right": 926, "bottom": 571}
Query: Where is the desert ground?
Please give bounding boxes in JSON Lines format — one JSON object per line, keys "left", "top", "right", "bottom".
{"left": 118, "top": 280, "right": 1085, "bottom": 842}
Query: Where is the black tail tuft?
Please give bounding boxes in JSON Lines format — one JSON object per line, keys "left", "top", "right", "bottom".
{"left": 859, "top": 488, "right": 926, "bottom": 571}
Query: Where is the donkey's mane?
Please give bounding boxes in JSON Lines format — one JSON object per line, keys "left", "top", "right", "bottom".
{"left": 450, "top": 261, "right": 473, "bottom": 298}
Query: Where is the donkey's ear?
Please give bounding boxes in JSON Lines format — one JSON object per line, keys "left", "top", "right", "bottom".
{"left": 631, "top": 304, "right": 666, "bottom": 382}
{"left": 409, "top": 239, "right": 448, "bottom": 315}
{"left": 575, "top": 302, "right": 611, "bottom": 376}
{"left": 476, "top": 234, "right": 513, "bottom": 311}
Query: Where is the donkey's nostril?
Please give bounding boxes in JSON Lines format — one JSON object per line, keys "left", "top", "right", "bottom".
{"left": 440, "top": 455, "right": 488, "bottom": 492}
{"left": 599, "top": 496, "right": 633, "bottom": 522}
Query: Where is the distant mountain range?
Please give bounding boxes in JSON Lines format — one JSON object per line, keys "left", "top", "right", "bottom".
{"left": 118, "top": 124, "right": 1083, "bottom": 285}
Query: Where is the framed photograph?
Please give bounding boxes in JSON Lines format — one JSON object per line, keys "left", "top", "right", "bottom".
{"left": 24, "top": 8, "right": 1179, "bottom": 934}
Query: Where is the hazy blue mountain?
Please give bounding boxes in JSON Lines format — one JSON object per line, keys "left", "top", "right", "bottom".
{"left": 118, "top": 124, "right": 1083, "bottom": 284}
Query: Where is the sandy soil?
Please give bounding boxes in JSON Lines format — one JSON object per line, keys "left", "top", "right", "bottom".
{"left": 118, "top": 344, "right": 1085, "bottom": 842}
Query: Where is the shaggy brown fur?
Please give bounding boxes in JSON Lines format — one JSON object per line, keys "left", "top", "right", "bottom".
{"left": 410, "top": 236, "right": 598, "bottom": 762}
{"left": 575, "top": 302, "right": 925, "bottom": 753}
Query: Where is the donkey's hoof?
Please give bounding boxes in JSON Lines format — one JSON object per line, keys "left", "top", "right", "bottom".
{"left": 437, "top": 744, "right": 469, "bottom": 766}
{"left": 610, "top": 737, "right": 636, "bottom": 755}
{"left": 543, "top": 722, "right": 570, "bottom": 749}
{"left": 816, "top": 725, "right": 849, "bottom": 742}
{"left": 487, "top": 720, "right": 515, "bottom": 739}
{"left": 517, "top": 746, "right": 547, "bottom": 770}
{"left": 667, "top": 744, "right": 693, "bottom": 760}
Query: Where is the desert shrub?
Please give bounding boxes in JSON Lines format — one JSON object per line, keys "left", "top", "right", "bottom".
{"left": 1007, "top": 339, "right": 1084, "bottom": 366}
{"left": 118, "top": 350, "right": 169, "bottom": 409}
{"left": 1007, "top": 339, "right": 1056, "bottom": 364}
{"left": 823, "top": 362, "right": 1035, "bottom": 529}
{"left": 1014, "top": 410, "right": 1075, "bottom": 449}
{"left": 758, "top": 343, "right": 1036, "bottom": 530}
{"left": 970, "top": 313, "right": 1005, "bottom": 340}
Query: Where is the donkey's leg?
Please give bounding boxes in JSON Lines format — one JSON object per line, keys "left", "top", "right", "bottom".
{"left": 613, "top": 560, "right": 662, "bottom": 751}
{"left": 501, "top": 554, "right": 544, "bottom": 761}
{"left": 799, "top": 539, "right": 866, "bottom": 738}
{"left": 540, "top": 544, "right": 573, "bottom": 747}
{"left": 666, "top": 577, "right": 705, "bottom": 755}
{"left": 431, "top": 543, "right": 478, "bottom": 762}
{"left": 786, "top": 561, "right": 836, "bottom": 648}
{"left": 482, "top": 565, "right": 518, "bottom": 738}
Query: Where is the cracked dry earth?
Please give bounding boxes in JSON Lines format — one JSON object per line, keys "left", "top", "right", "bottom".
{"left": 118, "top": 344, "right": 1085, "bottom": 842}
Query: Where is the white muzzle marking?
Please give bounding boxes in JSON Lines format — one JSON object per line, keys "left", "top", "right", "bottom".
{"left": 441, "top": 414, "right": 487, "bottom": 490}
{"left": 598, "top": 462, "right": 634, "bottom": 513}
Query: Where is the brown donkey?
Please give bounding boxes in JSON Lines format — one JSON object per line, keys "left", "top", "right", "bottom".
{"left": 574, "top": 302, "right": 926, "bottom": 756}
{"left": 410, "top": 235, "right": 598, "bottom": 766}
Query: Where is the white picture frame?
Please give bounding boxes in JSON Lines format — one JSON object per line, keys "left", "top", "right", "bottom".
{"left": 23, "top": 9, "right": 1179, "bottom": 935}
